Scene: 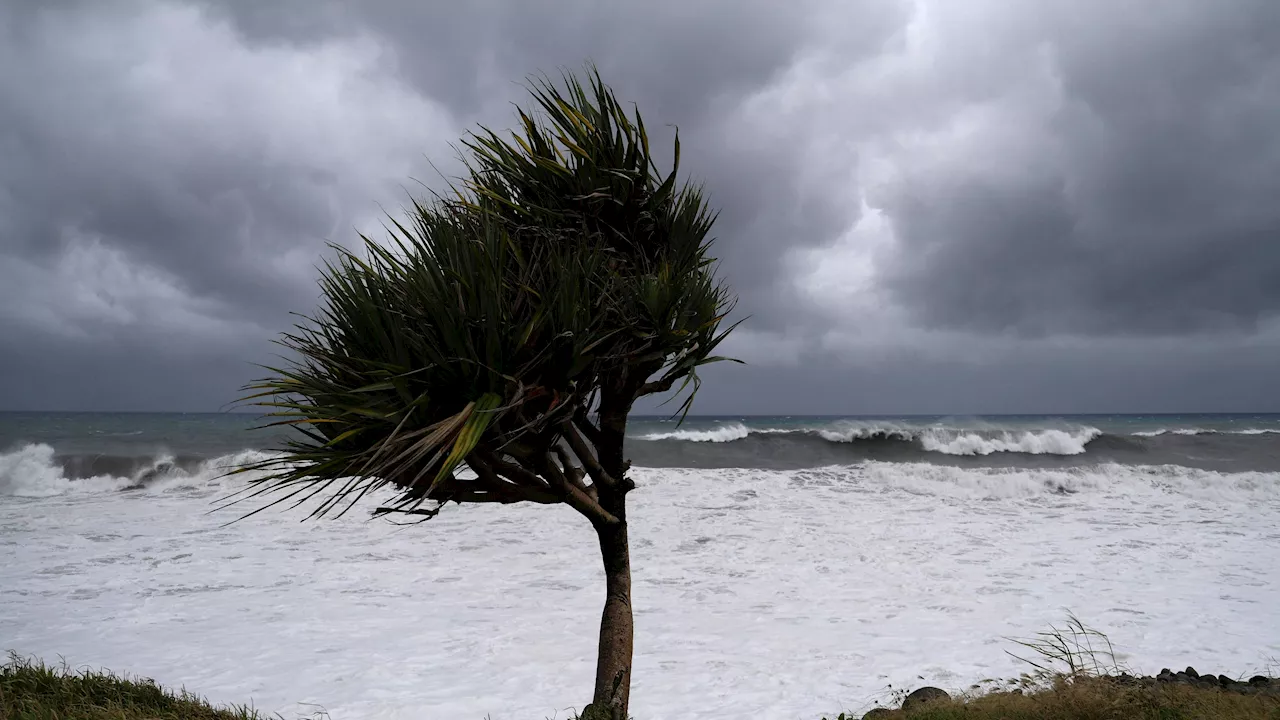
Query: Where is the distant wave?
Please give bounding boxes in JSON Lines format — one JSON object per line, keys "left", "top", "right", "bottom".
{"left": 0, "top": 443, "right": 274, "bottom": 498}
{"left": 640, "top": 422, "right": 753, "bottom": 443}
{"left": 1131, "top": 428, "right": 1280, "bottom": 437}
{"left": 636, "top": 423, "right": 1103, "bottom": 456}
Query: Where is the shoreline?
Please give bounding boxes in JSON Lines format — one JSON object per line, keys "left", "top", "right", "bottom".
{"left": 5, "top": 654, "right": 1277, "bottom": 720}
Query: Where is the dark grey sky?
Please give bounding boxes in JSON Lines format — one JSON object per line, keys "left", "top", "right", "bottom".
{"left": 3, "top": 0, "right": 1280, "bottom": 414}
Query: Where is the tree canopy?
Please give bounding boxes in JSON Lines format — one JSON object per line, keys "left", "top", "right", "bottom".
{"left": 232, "top": 68, "right": 735, "bottom": 524}
{"left": 228, "top": 66, "right": 738, "bottom": 719}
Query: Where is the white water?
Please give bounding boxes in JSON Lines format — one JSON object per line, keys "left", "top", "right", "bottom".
{"left": 3, "top": 446, "right": 1280, "bottom": 719}
{"left": 640, "top": 422, "right": 1104, "bottom": 455}
{"left": 1132, "top": 428, "right": 1280, "bottom": 437}
{"left": 640, "top": 422, "right": 753, "bottom": 442}
{"left": 917, "top": 427, "right": 1101, "bottom": 455}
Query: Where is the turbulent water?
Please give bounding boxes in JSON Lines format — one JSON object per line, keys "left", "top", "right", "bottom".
{"left": 3, "top": 412, "right": 1280, "bottom": 719}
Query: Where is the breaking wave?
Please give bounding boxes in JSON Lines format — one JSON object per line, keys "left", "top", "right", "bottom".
{"left": 640, "top": 422, "right": 753, "bottom": 443}
{"left": 0, "top": 443, "right": 275, "bottom": 498}
{"left": 916, "top": 427, "right": 1100, "bottom": 455}
{"left": 635, "top": 423, "right": 1103, "bottom": 456}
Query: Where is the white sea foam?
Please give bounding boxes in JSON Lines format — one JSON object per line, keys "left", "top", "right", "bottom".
{"left": 0, "top": 444, "right": 131, "bottom": 497}
{"left": 639, "top": 421, "right": 1105, "bottom": 455}
{"left": 1132, "top": 427, "right": 1280, "bottom": 437}
{"left": 2, "top": 454, "right": 1278, "bottom": 719}
{"left": 918, "top": 427, "right": 1102, "bottom": 455}
{"left": 639, "top": 422, "right": 752, "bottom": 442}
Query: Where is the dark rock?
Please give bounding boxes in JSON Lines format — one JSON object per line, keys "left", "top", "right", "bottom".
{"left": 901, "top": 687, "right": 950, "bottom": 713}
{"left": 1249, "top": 675, "right": 1270, "bottom": 686}
{"left": 1157, "top": 669, "right": 1176, "bottom": 683}
{"left": 1217, "top": 674, "right": 1234, "bottom": 687}
{"left": 862, "top": 709, "right": 895, "bottom": 719}
{"left": 1104, "top": 673, "right": 1141, "bottom": 688}
{"left": 1184, "top": 666, "right": 1199, "bottom": 679}
{"left": 1174, "top": 672, "right": 1192, "bottom": 684}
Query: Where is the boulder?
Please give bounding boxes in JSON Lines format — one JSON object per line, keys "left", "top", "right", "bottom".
{"left": 862, "top": 709, "right": 895, "bottom": 719}
{"left": 901, "top": 686, "right": 950, "bottom": 713}
{"left": 1184, "top": 666, "right": 1199, "bottom": 679}
{"left": 1249, "top": 675, "right": 1270, "bottom": 686}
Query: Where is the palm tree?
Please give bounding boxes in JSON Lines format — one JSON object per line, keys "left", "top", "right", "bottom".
{"left": 230, "top": 67, "right": 737, "bottom": 719}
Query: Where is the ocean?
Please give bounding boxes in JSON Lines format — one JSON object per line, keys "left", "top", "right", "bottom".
{"left": 3, "top": 412, "right": 1279, "bottom": 718}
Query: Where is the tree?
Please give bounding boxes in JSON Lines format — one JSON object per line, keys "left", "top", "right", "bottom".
{"left": 229, "top": 68, "right": 738, "bottom": 719}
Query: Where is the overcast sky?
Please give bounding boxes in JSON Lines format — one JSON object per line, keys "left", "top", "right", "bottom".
{"left": 3, "top": 0, "right": 1280, "bottom": 414}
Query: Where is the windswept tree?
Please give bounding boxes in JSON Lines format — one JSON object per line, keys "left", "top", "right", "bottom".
{"left": 230, "top": 68, "right": 737, "bottom": 719}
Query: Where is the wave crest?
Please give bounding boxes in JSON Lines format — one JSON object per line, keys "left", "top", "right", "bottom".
{"left": 635, "top": 422, "right": 1104, "bottom": 456}
{"left": 918, "top": 427, "right": 1101, "bottom": 456}
{"left": 1133, "top": 428, "right": 1280, "bottom": 437}
{"left": 639, "top": 422, "right": 752, "bottom": 443}
{"left": 0, "top": 444, "right": 276, "bottom": 498}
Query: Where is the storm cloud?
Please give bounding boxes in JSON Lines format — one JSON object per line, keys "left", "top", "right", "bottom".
{"left": 2, "top": 0, "right": 1279, "bottom": 413}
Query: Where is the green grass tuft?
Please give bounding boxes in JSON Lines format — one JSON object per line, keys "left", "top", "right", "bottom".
{"left": 827, "top": 616, "right": 1279, "bottom": 720}
{"left": 0, "top": 653, "right": 273, "bottom": 720}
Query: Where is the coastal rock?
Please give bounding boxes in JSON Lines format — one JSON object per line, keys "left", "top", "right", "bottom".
{"left": 901, "top": 686, "right": 950, "bottom": 713}
{"left": 862, "top": 709, "right": 895, "bottom": 719}
{"left": 1109, "top": 672, "right": 1140, "bottom": 686}
{"left": 1146, "top": 669, "right": 1277, "bottom": 694}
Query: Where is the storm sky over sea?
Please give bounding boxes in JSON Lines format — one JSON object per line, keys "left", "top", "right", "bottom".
{"left": 3, "top": 0, "right": 1280, "bottom": 414}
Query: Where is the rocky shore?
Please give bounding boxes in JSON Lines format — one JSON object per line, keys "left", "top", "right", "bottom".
{"left": 1144, "top": 666, "right": 1279, "bottom": 695}
{"left": 852, "top": 669, "right": 1280, "bottom": 718}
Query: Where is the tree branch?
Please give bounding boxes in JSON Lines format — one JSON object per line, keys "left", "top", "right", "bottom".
{"left": 552, "top": 443, "right": 596, "bottom": 501}
{"left": 468, "top": 453, "right": 561, "bottom": 504}
{"left": 372, "top": 504, "right": 443, "bottom": 521}
{"left": 453, "top": 488, "right": 559, "bottom": 504}
{"left": 573, "top": 409, "right": 604, "bottom": 447}
{"left": 638, "top": 372, "right": 679, "bottom": 397}
{"left": 379, "top": 486, "right": 556, "bottom": 514}
{"left": 540, "top": 453, "right": 620, "bottom": 526}
{"left": 485, "top": 452, "right": 552, "bottom": 490}
{"left": 561, "top": 421, "right": 618, "bottom": 491}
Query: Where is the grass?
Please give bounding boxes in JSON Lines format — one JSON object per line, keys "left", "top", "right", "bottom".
{"left": 0, "top": 653, "right": 273, "bottom": 720}
{"left": 827, "top": 615, "right": 1280, "bottom": 720}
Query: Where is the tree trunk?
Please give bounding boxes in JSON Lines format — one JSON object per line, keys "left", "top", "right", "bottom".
{"left": 589, "top": 500, "right": 633, "bottom": 719}
{"left": 585, "top": 392, "right": 636, "bottom": 719}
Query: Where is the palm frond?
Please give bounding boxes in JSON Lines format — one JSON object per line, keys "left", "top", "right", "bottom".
{"left": 229, "top": 65, "right": 739, "bottom": 519}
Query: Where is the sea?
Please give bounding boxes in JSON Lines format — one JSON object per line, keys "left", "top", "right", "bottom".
{"left": 2, "top": 412, "right": 1279, "bottom": 719}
